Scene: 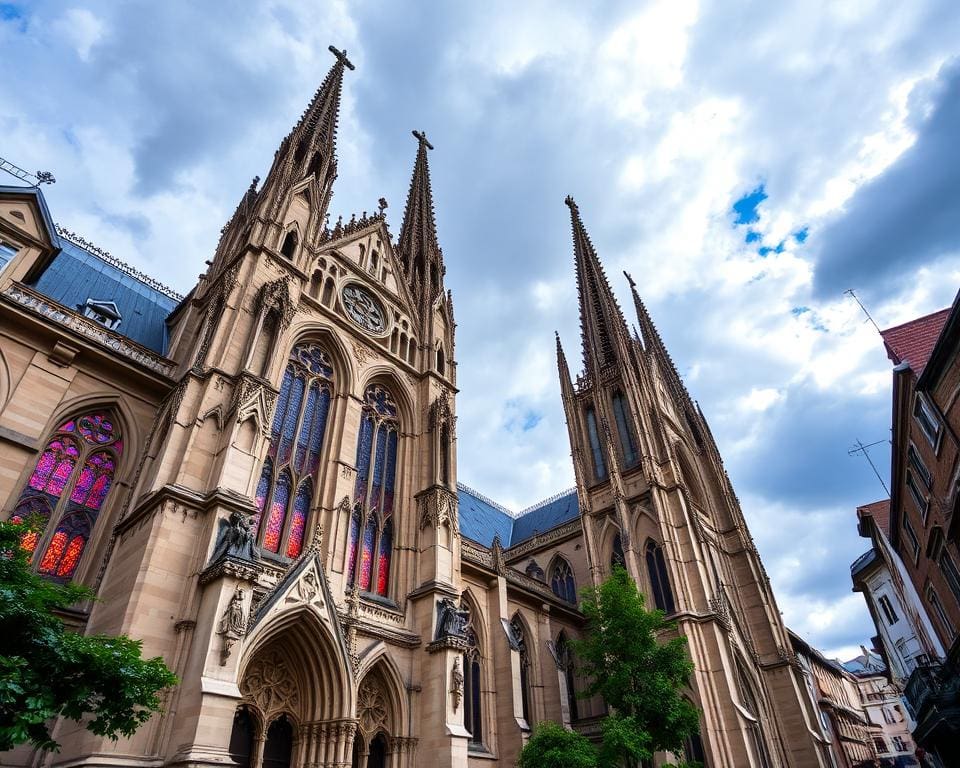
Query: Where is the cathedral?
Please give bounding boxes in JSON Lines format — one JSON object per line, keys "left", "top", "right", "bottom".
{"left": 0, "top": 47, "right": 833, "bottom": 768}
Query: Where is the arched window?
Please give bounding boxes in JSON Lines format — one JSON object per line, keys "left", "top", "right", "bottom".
{"left": 511, "top": 615, "right": 532, "bottom": 725}
{"left": 253, "top": 343, "right": 334, "bottom": 558}
{"left": 263, "top": 714, "right": 294, "bottom": 768}
{"left": 550, "top": 557, "right": 577, "bottom": 603}
{"left": 462, "top": 597, "right": 483, "bottom": 747}
{"left": 735, "top": 657, "right": 772, "bottom": 768}
{"left": 440, "top": 423, "right": 451, "bottom": 486}
{"left": 585, "top": 406, "right": 607, "bottom": 481}
{"left": 645, "top": 540, "right": 675, "bottom": 613}
{"left": 228, "top": 705, "right": 255, "bottom": 768}
{"left": 611, "top": 533, "right": 626, "bottom": 570}
{"left": 10, "top": 412, "right": 122, "bottom": 581}
{"left": 436, "top": 345, "right": 445, "bottom": 375}
{"left": 347, "top": 384, "right": 400, "bottom": 597}
{"left": 280, "top": 230, "right": 298, "bottom": 260}
{"left": 612, "top": 391, "right": 638, "bottom": 468}
{"left": 556, "top": 632, "right": 578, "bottom": 722}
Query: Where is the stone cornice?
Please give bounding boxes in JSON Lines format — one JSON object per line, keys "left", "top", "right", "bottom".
{"left": 117, "top": 483, "right": 258, "bottom": 535}
{"left": 2, "top": 283, "right": 176, "bottom": 377}
{"left": 505, "top": 518, "right": 583, "bottom": 562}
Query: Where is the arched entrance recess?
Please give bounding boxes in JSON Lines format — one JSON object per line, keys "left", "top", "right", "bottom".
{"left": 352, "top": 659, "right": 410, "bottom": 768}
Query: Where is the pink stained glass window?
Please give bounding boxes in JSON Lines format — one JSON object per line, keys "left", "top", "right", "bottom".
{"left": 347, "top": 506, "right": 361, "bottom": 584}
{"left": 58, "top": 419, "right": 76, "bottom": 432}
{"left": 262, "top": 470, "right": 291, "bottom": 553}
{"left": 359, "top": 514, "right": 376, "bottom": 591}
{"left": 57, "top": 536, "right": 85, "bottom": 577}
{"left": 29, "top": 438, "right": 80, "bottom": 496}
{"left": 286, "top": 480, "right": 312, "bottom": 558}
{"left": 77, "top": 413, "right": 116, "bottom": 444}
{"left": 376, "top": 518, "right": 392, "bottom": 596}
{"left": 251, "top": 457, "right": 273, "bottom": 536}
{"left": 37, "top": 512, "right": 91, "bottom": 579}
{"left": 70, "top": 452, "right": 115, "bottom": 509}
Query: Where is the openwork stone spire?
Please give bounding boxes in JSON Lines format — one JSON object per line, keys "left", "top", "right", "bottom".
{"left": 398, "top": 130, "right": 445, "bottom": 313}
{"left": 565, "top": 196, "right": 627, "bottom": 372}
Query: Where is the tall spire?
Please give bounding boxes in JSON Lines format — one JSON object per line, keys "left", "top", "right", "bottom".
{"left": 259, "top": 46, "right": 354, "bottom": 223}
{"left": 398, "top": 130, "right": 445, "bottom": 314}
{"left": 565, "top": 196, "right": 627, "bottom": 372}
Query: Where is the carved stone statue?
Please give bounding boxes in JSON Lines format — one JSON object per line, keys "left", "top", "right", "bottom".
{"left": 435, "top": 597, "right": 468, "bottom": 641}
{"left": 209, "top": 510, "right": 260, "bottom": 564}
{"left": 450, "top": 656, "right": 464, "bottom": 712}
{"left": 217, "top": 586, "right": 247, "bottom": 665}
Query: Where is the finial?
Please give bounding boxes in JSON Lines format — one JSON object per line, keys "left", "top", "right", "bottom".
{"left": 564, "top": 195, "right": 578, "bottom": 212}
{"left": 378, "top": 197, "right": 388, "bottom": 215}
{"left": 623, "top": 270, "right": 636, "bottom": 288}
{"left": 328, "top": 45, "right": 355, "bottom": 71}
{"left": 412, "top": 130, "right": 434, "bottom": 150}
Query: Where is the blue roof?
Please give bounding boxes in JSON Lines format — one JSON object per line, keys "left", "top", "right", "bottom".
{"left": 30, "top": 238, "right": 179, "bottom": 353}
{"left": 457, "top": 484, "right": 579, "bottom": 548}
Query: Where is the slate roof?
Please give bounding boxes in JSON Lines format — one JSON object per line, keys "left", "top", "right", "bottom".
{"left": 881, "top": 308, "right": 951, "bottom": 376}
{"left": 29, "top": 237, "right": 179, "bottom": 353}
{"left": 457, "top": 483, "right": 579, "bottom": 548}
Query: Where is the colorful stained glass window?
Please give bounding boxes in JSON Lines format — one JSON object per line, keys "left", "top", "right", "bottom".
{"left": 13, "top": 411, "right": 122, "bottom": 581}
{"left": 263, "top": 470, "right": 291, "bottom": 553}
{"left": 348, "top": 384, "right": 401, "bottom": 597}
{"left": 550, "top": 557, "right": 577, "bottom": 603}
{"left": 286, "top": 480, "right": 311, "bottom": 558}
{"left": 255, "top": 342, "right": 333, "bottom": 557}
{"left": 347, "top": 505, "right": 361, "bottom": 584}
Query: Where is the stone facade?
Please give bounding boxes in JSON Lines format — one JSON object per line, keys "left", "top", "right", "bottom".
{"left": 1, "top": 47, "right": 831, "bottom": 768}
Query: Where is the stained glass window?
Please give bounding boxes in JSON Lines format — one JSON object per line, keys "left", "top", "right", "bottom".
{"left": 550, "top": 557, "right": 577, "bottom": 603}
{"left": 511, "top": 616, "right": 531, "bottom": 725}
{"left": 585, "top": 406, "right": 606, "bottom": 481}
{"left": 611, "top": 533, "right": 625, "bottom": 570}
{"left": 645, "top": 540, "right": 675, "bottom": 613}
{"left": 347, "top": 384, "right": 400, "bottom": 597}
{"left": 461, "top": 597, "right": 483, "bottom": 745}
{"left": 612, "top": 392, "right": 638, "bottom": 468}
{"left": 10, "top": 412, "right": 122, "bottom": 581}
{"left": 255, "top": 342, "right": 334, "bottom": 557}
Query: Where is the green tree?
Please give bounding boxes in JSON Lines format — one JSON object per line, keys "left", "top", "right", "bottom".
{"left": 574, "top": 565, "right": 701, "bottom": 768}
{"left": 0, "top": 519, "right": 177, "bottom": 751}
{"left": 517, "top": 721, "right": 598, "bottom": 768}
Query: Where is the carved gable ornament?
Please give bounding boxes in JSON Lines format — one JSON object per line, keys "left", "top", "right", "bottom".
{"left": 256, "top": 277, "right": 297, "bottom": 328}
{"left": 232, "top": 373, "right": 279, "bottom": 437}
{"left": 240, "top": 648, "right": 300, "bottom": 720}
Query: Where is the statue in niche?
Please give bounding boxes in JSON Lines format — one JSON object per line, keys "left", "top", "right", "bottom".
{"left": 209, "top": 510, "right": 260, "bottom": 564}
{"left": 217, "top": 587, "right": 247, "bottom": 665}
{"left": 435, "top": 597, "right": 468, "bottom": 641}
{"left": 450, "top": 656, "right": 464, "bottom": 712}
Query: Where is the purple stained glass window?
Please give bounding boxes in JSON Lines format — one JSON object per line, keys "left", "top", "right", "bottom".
{"left": 29, "top": 438, "right": 80, "bottom": 496}
{"left": 307, "top": 388, "right": 330, "bottom": 475}
{"left": 359, "top": 514, "right": 376, "bottom": 591}
{"left": 286, "top": 480, "right": 311, "bottom": 558}
{"left": 263, "top": 470, "right": 291, "bottom": 553}
{"left": 376, "top": 518, "right": 392, "bottom": 596}
{"left": 58, "top": 419, "right": 76, "bottom": 432}
{"left": 269, "top": 367, "right": 295, "bottom": 455}
{"left": 278, "top": 376, "right": 305, "bottom": 465}
{"left": 383, "top": 429, "right": 398, "bottom": 516}
{"left": 347, "top": 505, "right": 361, "bottom": 584}
{"left": 70, "top": 452, "right": 114, "bottom": 508}
{"left": 294, "top": 382, "right": 320, "bottom": 472}
{"left": 354, "top": 415, "right": 374, "bottom": 504}
{"left": 77, "top": 413, "right": 115, "bottom": 444}
{"left": 251, "top": 457, "right": 272, "bottom": 536}
{"left": 369, "top": 424, "right": 388, "bottom": 512}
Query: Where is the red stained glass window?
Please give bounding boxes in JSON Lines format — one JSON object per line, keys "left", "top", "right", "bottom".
{"left": 359, "top": 514, "right": 376, "bottom": 591}
{"left": 376, "top": 518, "right": 393, "bottom": 596}
{"left": 255, "top": 343, "right": 333, "bottom": 558}
{"left": 12, "top": 411, "right": 122, "bottom": 581}
{"left": 347, "top": 505, "right": 361, "bottom": 584}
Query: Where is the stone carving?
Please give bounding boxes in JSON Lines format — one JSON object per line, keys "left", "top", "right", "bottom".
{"left": 232, "top": 374, "right": 278, "bottom": 436}
{"left": 429, "top": 389, "right": 455, "bottom": 433}
{"left": 435, "top": 597, "right": 468, "bottom": 641}
{"left": 209, "top": 510, "right": 260, "bottom": 564}
{"left": 256, "top": 277, "right": 297, "bottom": 329}
{"left": 351, "top": 340, "right": 375, "bottom": 367}
{"left": 417, "top": 487, "right": 459, "bottom": 534}
{"left": 491, "top": 535, "right": 507, "bottom": 577}
{"left": 450, "top": 656, "right": 464, "bottom": 712}
{"left": 240, "top": 649, "right": 300, "bottom": 718}
{"left": 358, "top": 678, "right": 388, "bottom": 734}
{"left": 217, "top": 587, "right": 247, "bottom": 665}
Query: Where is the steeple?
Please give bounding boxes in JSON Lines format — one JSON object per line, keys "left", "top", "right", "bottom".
{"left": 565, "top": 196, "right": 628, "bottom": 372}
{"left": 398, "top": 130, "right": 445, "bottom": 315}
{"left": 258, "top": 45, "right": 354, "bottom": 226}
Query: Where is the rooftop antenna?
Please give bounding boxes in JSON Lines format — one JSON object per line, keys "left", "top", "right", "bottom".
{"left": 0, "top": 156, "right": 56, "bottom": 187}
{"left": 844, "top": 289, "right": 881, "bottom": 335}
{"left": 848, "top": 437, "right": 890, "bottom": 495}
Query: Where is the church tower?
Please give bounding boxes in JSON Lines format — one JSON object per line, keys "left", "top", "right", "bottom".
{"left": 556, "top": 197, "right": 827, "bottom": 767}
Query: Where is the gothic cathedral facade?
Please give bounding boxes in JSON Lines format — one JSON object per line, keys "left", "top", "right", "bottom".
{"left": 0, "top": 48, "right": 831, "bottom": 767}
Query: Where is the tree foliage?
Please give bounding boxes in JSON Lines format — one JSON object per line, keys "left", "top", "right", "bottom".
{"left": 0, "top": 519, "right": 177, "bottom": 751}
{"left": 574, "top": 565, "right": 701, "bottom": 767}
{"left": 517, "top": 721, "right": 598, "bottom": 768}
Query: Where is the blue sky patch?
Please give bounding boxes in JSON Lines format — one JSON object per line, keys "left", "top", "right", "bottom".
{"left": 791, "top": 306, "right": 811, "bottom": 316}
{"left": 794, "top": 227, "right": 809, "bottom": 243}
{"left": 758, "top": 240, "right": 785, "bottom": 257}
{"left": 745, "top": 229, "right": 761, "bottom": 243}
{"left": 0, "top": 3, "right": 21, "bottom": 20}
{"left": 732, "top": 184, "right": 767, "bottom": 226}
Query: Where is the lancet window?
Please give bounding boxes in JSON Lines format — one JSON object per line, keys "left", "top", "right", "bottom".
{"left": 510, "top": 615, "right": 532, "bottom": 724}
{"left": 462, "top": 598, "right": 484, "bottom": 747}
{"left": 10, "top": 411, "right": 123, "bottom": 581}
{"left": 585, "top": 405, "right": 607, "bottom": 481}
{"left": 347, "top": 384, "right": 400, "bottom": 597}
{"left": 645, "top": 540, "right": 675, "bottom": 613}
{"left": 556, "top": 631, "right": 578, "bottom": 722}
{"left": 611, "top": 533, "right": 626, "bottom": 570}
{"left": 612, "top": 390, "right": 638, "bottom": 468}
{"left": 550, "top": 557, "right": 577, "bottom": 603}
{"left": 736, "top": 657, "right": 772, "bottom": 768}
{"left": 253, "top": 342, "right": 334, "bottom": 558}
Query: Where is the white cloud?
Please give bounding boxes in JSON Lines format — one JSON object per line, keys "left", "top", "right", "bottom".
{"left": 54, "top": 8, "right": 106, "bottom": 61}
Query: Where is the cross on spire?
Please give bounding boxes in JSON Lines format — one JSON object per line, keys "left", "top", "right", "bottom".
{"left": 328, "top": 45, "right": 355, "bottom": 71}
{"left": 412, "top": 130, "right": 434, "bottom": 151}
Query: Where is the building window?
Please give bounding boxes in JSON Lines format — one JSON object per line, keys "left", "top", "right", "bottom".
{"left": 347, "top": 384, "right": 400, "bottom": 597}
{"left": 902, "top": 515, "right": 920, "bottom": 562}
{"left": 892, "top": 736, "right": 907, "bottom": 752}
{"left": 684, "top": 732, "right": 706, "bottom": 766}
{"left": 882, "top": 707, "right": 896, "bottom": 724}
{"left": 925, "top": 583, "right": 951, "bottom": 636}
{"left": 906, "top": 471, "right": 929, "bottom": 523}
{"left": 877, "top": 594, "right": 899, "bottom": 625}
{"left": 873, "top": 737, "right": 888, "bottom": 754}
{"left": 510, "top": 615, "right": 532, "bottom": 725}
{"left": 9, "top": 412, "right": 122, "bottom": 581}
{"left": 280, "top": 229, "right": 298, "bottom": 259}
{"left": 940, "top": 548, "right": 960, "bottom": 609}
{"left": 611, "top": 533, "right": 626, "bottom": 570}
{"left": 645, "top": 540, "right": 675, "bottom": 613}
{"left": 611, "top": 391, "right": 638, "bottom": 468}
{"left": 735, "top": 658, "right": 772, "bottom": 768}
{"left": 585, "top": 406, "right": 607, "bottom": 482}
{"left": 556, "top": 632, "right": 578, "bottom": 722}
{"left": 914, "top": 394, "right": 942, "bottom": 449}
{"left": 550, "top": 557, "right": 577, "bottom": 603}
{"left": 253, "top": 343, "right": 333, "bottom": 558}
{"left": 0, "top": 240, "right": 17, "bottom": 270}
{"left": 461, "top": 598, "right": 484, "bottom": 748}
{"left": 908, "top": 443, "right": 932, "bottom": 489}
{"left": 81, "top": 299, "right": 122, "bottom": 330}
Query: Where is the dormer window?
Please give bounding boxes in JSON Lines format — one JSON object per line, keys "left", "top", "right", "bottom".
{"left": 81, "top": 299, "right": 122, "bottom": 330}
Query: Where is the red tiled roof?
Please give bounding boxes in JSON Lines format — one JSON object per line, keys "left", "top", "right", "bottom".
{"left": 880, "top": 308, "right": 951, "bottom": 375}
{"left": 857, "top": 499, "right": 890, "bottom": 537}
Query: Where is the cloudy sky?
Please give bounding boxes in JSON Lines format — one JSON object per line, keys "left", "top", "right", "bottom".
{"left": 3, "top": 0, "right": 960, "bottom": 659}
